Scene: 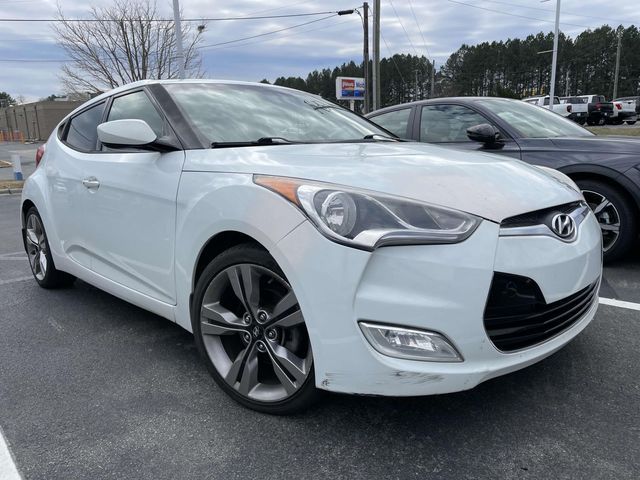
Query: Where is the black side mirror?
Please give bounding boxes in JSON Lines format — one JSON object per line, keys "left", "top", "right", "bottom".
{"left": 466, "top": 123, "right": 503, "bottom": 148}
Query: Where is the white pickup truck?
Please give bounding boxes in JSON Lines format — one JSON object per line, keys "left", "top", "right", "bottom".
{"left": 522, "top": 96, "right": 572, "bottom": 117}
{"left": 610, "top": 98, "right": 638, "bottom": 125}
{"left": 560, "top": 96, "right": 588, "bottom": 124}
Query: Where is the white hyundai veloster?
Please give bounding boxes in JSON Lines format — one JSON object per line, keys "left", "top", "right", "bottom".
{"left": 21, "top": 80, "right": 602, "bottom": 414}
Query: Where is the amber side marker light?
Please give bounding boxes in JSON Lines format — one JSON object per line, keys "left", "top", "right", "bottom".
{"left": 253, "top": 175, "right": 303, "bottom": 206}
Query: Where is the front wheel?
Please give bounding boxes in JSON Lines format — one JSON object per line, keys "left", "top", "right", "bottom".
{"left": 575, "top": 180, "right": 637, "bottom": 263}
{"left": 191, "top": 244, "right": 319, "bottom": 414}
{"left": 626, "top": 120, "right": 637, "bottom": 125}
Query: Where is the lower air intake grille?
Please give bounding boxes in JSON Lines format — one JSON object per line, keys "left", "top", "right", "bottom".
{"left": 483, "top": 273, "right": 598, "bottom": 352}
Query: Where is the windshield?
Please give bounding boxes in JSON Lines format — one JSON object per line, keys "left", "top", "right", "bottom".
{"left": 476, "top": 98, "right": 593, "bottom": 138}
{"left": 163, "top": 83, "right": 390, "bottom": 144}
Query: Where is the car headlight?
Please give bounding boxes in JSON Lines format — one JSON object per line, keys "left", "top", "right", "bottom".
{"left": 254, "top": 175, "right": 481, "bottom": 250}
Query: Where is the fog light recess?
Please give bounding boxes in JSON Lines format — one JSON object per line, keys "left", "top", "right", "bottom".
{"left": 359, "top": 322, "right": 463, "bottom": 362}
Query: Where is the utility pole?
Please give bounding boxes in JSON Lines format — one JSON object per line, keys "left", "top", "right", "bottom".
{"left": 547, "top": 0, "right": 561, "bottom": 110}
{"left": 565, "top": 69, "right": 570, "bottom": 96}
{"left": 172, "top": 0, "right": 185, "bottom": 79}
{"left": 372, "top": 0, "right": 381, "bottom": 110}
{"left": 430, "top": 60, "right": 435, "bottom": 97}
{"left": 613, "top": 30, "right": 622, "bottom": 99}
{"left": 363, "top": 2, "right": 370, "bottom": 114}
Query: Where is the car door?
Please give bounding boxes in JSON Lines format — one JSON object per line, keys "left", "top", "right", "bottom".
{"left": 81, "top": 89, "right": 184, "bottom": 304}
{"left": 367, "top": 107, "right": 414, "bottom": 139}
{"left": 415, "top": 103, "right": 521, "bottom": 159}
{"left": 50, "top": 101, "right": 107, "bottom": 270}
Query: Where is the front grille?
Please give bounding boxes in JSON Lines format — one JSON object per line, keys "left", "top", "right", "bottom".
{"left": 483, "top": 273, "right": 598, "bottom": 352}
{"left": 500, "top": 201, "right": 583, "bottom": 228}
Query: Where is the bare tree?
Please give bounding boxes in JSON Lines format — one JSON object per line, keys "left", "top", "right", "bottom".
{"left": 53, "top": 0, "right": 204, "bottom": 93}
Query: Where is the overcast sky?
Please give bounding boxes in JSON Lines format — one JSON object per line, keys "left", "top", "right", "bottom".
{"left": 1, "top": 0, "right": 638, "bottom": 101}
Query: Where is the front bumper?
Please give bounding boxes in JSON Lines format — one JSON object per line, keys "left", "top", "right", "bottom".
{"left": 274, "top": 212, "right": 602, "bottom": 396}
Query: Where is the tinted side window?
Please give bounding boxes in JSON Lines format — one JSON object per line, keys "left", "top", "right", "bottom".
{"left": 65, "top": 102, "right": 105, "bottom": 151}
{"left": 369, "top": 108, "right": 411, "bottom": 138}
{"left": 420, "top": 105, "right": 488, "bottom": 143}
{"left": 107, "top": 90, "right": 164, "bottom": 136}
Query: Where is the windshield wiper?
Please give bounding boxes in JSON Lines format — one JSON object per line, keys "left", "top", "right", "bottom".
{"left": 362, "top": 134, "right": 403, "bottom": 142}
{"left": 211, "top": 137, "right": 302, "bottom": 148}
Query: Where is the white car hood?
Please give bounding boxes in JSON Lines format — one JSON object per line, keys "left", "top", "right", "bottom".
{"left": 183, "top": 141, "right": 582, "bottom": 222}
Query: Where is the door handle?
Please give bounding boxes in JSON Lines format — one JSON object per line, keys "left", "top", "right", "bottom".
{"left": 82, "top": 177, "right": 100, "bottom": 190}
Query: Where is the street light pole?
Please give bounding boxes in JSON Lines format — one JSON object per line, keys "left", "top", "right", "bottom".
{"left": 372, "top": 0, "right": 381, "bottom": 110}
{"left": 547, "top": 0, "right": 561, "bottom": 110}
{"left": 172, "top": 0, "right": 185, "bottom": 79}
{"left": 363, "top": 3, "right": 370, "bottom": 114}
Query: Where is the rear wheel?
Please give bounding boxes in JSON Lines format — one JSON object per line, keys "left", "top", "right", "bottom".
{"left": 627, "top": 120, "right": 637, "bottom": 125}
{"left": 192, "top": 244, "right": 319, "bottom": 414}
{"left": 24, "top": 207, "right": 75, "bottom": 288}
{"left": 575, "top": 180, "right": 637, "bottom": 263}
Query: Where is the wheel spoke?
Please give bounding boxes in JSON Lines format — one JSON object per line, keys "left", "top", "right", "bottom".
{"left": 200, "top": 302, "right": 245, "bottom": 335}
{"left": 227, "top": 265, "right": 259, "bottom": 315}
{"left": 26, "top": 228, "right": 39, "bottom": 247}
{"left": 600, "top": 223, "right": 620, "bottom": 232}
{"left": 237, "top": 346, "right": 259, "bottom": 396}
{"left": 39, "top": 251, "right": 47, "bottom": 274}
{"left": 266, "top": 340, "right": 308, "bottom": 384}
{"left": 593, "top": 199, "right": 611, "bottom": 215}
{"left": 270, "top": 290, "right": 297, "bottom": 319}
{"left": 239, "top": 265, "right": 260, "bottom": 312}
{"left": 270, "top": 308, "right": 304, "bottom": 328}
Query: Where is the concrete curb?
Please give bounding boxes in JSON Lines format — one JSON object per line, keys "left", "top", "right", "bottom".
{"left": 0, "top": 188, "right": 22, "bottom": 196}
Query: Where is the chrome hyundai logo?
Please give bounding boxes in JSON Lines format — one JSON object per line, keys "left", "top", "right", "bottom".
{"left": 551, "top": 213, "right": 575, "bottom": 238}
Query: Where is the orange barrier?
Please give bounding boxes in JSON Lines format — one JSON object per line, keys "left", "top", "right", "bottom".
{"left": 0, "top": 130, "right": 25, "bottom": 143}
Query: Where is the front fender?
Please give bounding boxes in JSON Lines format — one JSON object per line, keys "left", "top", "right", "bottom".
{"left": 173, "top": 171, "right": 306, "bottom": 332}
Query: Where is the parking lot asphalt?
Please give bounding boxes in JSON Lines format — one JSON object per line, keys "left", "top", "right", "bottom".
{"left": 0, "top": 194, "right": 638, "bottom": 479}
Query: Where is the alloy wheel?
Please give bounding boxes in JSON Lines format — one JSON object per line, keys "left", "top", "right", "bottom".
{"left": 198, "top": 263, "right": 312, "bottom": 403}
{"left": 582, "top": 189, "right": 621, "bottom": 252}
{"left": 25, "top": 213, "right": 48, "bottom": 281}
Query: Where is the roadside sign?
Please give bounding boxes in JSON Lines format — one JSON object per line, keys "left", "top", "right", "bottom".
{"left": 336, "top": 77, "right": 365, "bottom": 100}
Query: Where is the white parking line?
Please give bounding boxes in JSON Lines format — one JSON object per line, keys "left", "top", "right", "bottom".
{"left": 599, "top": 297, "right": 640, "bottom": 312}
{"left": 0, "top": 428, "right": 22, "bottom": 480}
{"left": 0, "top": 276, "right": 33, "bottom": 286}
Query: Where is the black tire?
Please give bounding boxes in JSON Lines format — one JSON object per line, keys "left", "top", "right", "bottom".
{"left": 575, "top": 180, "right": 637, "bottom": 263}
{"left": 23, "top": 207, "right": 76, "bottom": 289}
{"left": 626, "top": 121, "right": 637, "bottom": 125}
{"left": 191, "top": 243, "right": 320, "bottom": 415}
{"left": 586, "top": 118, "right": 596, "bottom": 126}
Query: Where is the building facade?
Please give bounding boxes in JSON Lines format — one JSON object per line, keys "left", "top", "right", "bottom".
{"left": 0, "top": 100, "right": 83, "bottom": 141}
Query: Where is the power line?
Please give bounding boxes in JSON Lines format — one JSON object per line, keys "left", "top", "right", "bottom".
{"left": 407, "top": 0, "right": 431, "bottom": 60}
{"left": 0, "top": 58, "right": 67, "bottom": 62}
{"left": 245, "top": 0, "right": 315, "bottom": 16}
{"left": 198, "top": 14, "right": 339, "bottom": 50}
{"left": 446, "top": 0, "right": 593, "bottom": 29}
{"left": 201, "top": 17, "right": 355, "bottom": 52}
{"left": 478, "top": 0, "right": 632, "bottom": 26}
{"left": 0, "top": 10, "right": 343, "bottom": 23}
{"left": 380, "top": 32, "right": 407, "bottom": 85}
{"left": 386, "top": 0, "right": 420, "bottom": 57}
